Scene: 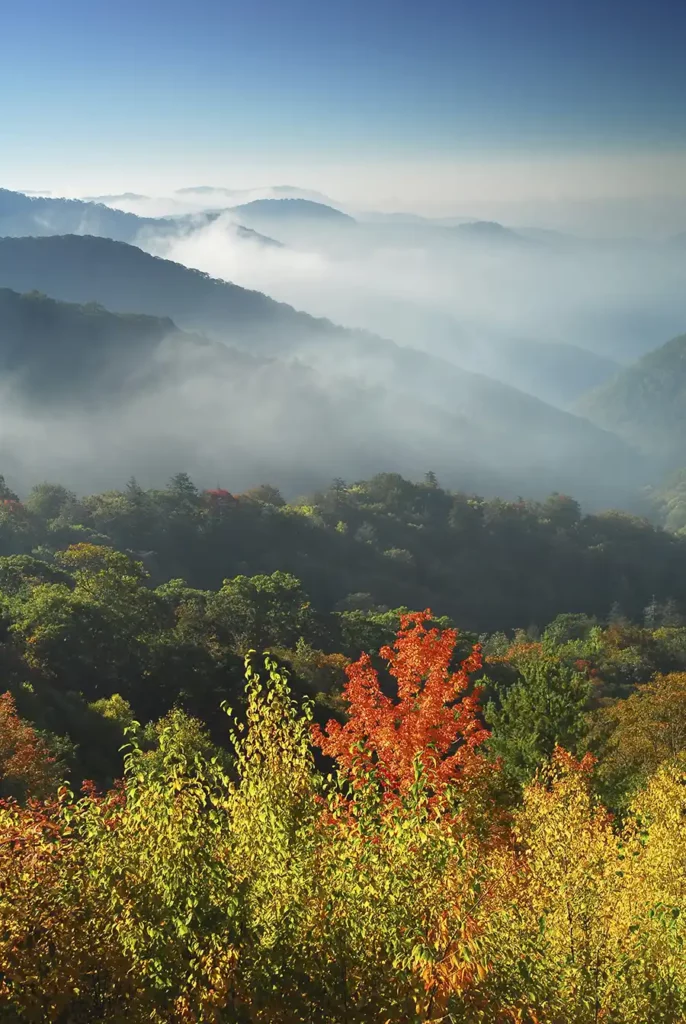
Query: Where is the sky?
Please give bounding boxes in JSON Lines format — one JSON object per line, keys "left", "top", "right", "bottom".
{"left": 2, "top": 0, "right": 686, "bottom": 216}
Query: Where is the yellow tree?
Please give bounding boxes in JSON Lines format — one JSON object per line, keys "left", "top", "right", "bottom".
{"left": 594, "top": 671, "right": 686, "bottom": 803}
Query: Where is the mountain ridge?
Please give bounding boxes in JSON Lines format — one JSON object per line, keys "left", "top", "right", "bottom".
{"left": 228, "top": 197, "right": 356, "bottom": 225}
{"left": 0, "top": 187, "right": 279, "bottom": 249}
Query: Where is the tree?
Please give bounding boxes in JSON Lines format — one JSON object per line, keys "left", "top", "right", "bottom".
{"left": 166, "top": 471, "right": 200, "bottom": 504}
{"left": 313, "top": 609, "right": 488, "bottom": 803}
{"left": 540, "top": 492, "right": 582, "bottom": 529}
{"left": 0, "top": 475, "right": 19, "bottom": 501}
{"left": 8, "top": 545, "right": 167, "bottom": 703}
{"left": 0, "top": 553, "right": 72, "bottom": 597}
{"left": 24, "top": 482, "right": 76, "bottom": 522}
{"left": 485, "top": 654, "right": 591, "bottom": 786}
{"left": 543, "top": 612, "right": 597, "bottom": 646}
{"left": 207, "top": 571, "right": 316, "bottom": 652}
{"left": 241, "top": 483, "right": 285, "bottom": 506}
{"left": 596, "top": 672, "right": 686, "bottom": 789}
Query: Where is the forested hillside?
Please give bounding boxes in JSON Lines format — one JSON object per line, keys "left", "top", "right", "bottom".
{"left": 0, "top": 187, "right": 152, "bottom": 241}
{"left": 579, "top": 330, "right": 686, "bottom": 459}
{"left": 0, "top": 169, "right": 683, "bottom": 1024}
{"left": 0, "top": 288, "right": 203, "bottom": 402}
{"left": 0, "top": 274, "right": 679, "bottom": 1024}
{"left": 0, "top": 235, "right": 324, "bottom": 345}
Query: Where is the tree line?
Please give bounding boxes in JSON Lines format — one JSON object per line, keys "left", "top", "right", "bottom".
{"left": 2, "top": 470, "right": 686, "bottom": 632}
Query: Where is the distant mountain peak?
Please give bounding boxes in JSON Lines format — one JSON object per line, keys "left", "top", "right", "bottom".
{"left": 229, "top": 198, "right": 355, "bottom": 223}
{"left": 454, "top": 220, "right": 528, "bottom": 243}
{"left": 175, "top": 185, "right": 222, "bottom": 195}
{"left": 83, "top": 192, "right": 150, "bottom": 203}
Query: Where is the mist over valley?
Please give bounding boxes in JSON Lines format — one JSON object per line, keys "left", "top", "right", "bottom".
{"left": 0, "top": 184, "right": 683, "bottom": 511}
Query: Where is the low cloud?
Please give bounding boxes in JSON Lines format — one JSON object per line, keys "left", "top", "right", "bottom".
{"left": 141, "top": 207, "right": 686, "bottom": 364}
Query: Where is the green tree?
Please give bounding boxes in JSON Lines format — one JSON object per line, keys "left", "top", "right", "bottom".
{"left": 24, "top": 482, "right": 76, "bottom": 522}
{"left": 207, "top": 571, "right": 316, "bottom": 652}
{"left": 485, "top": 655, "right": 591, "bottom": 786}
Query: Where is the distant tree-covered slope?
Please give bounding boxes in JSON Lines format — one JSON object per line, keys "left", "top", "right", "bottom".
{"left": 650, "top": 467, "right": 686, "bottom": 534}
{"left": 0, "top": 233, "right": 344, "bottom": 346}
{"left": 0, "top": 188, "right": 159, "bottom": 242}
{"left": 578, "top": 331, "right": 686, "bottom": 457}
{"left": 450, "top": 220, "right": 528, "bottom": 245}
{"left": 229, "top": 197, "right": 355, "bottom": 224}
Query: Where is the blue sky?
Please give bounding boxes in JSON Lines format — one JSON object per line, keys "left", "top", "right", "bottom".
{"left": 2, "top": 0, "right": 685, "bottom": 207}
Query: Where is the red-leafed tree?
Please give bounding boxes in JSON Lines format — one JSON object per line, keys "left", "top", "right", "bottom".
{"left": 312, "top": 610, "right": 489, "bottom": 802}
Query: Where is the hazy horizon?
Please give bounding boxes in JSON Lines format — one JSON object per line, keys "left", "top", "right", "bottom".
{"left": 8, "top": 153, "right": 686, "bottom": 238}
{"left": 3, "top": 0, "right": 686, "bottom": 235}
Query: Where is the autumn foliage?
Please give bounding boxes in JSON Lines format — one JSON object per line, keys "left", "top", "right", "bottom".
{"left": 312, "top": 610, "right": 488, "bottom": 801}
{"left": 1, "top": 616, "right": 685, "bottom": 1022}
{"left": 0, "top": 692, "right": 60, "bottom": 800}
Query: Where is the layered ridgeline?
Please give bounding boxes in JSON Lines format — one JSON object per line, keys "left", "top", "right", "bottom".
{"left": 579, "top": 331, "right": 686, "bottom": 461}
{"left": 381, "top": 305, "right": 622, "bottom": 408}
{"left": 460, "top": 336, "right": 620, "bottom": 408}
{"left": 0, "top": 187, "right": 530, "bottom": 251}
{"left": 0, "top": 287, "right": 480, "bottom": 494}
{"left": 0, "top": 237, "right": 640, "bottom": 502}
{"left": 176, "top": 184, "right": 337, "bottom": 204}
{"left": 0, "top": 188, "right": 153, "bottom": 242}
{"left": 0, "top": 187, "right": 280, "bottom": 247}
{"left": 225, "top": 197, "right": 538, "bottom": 253}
